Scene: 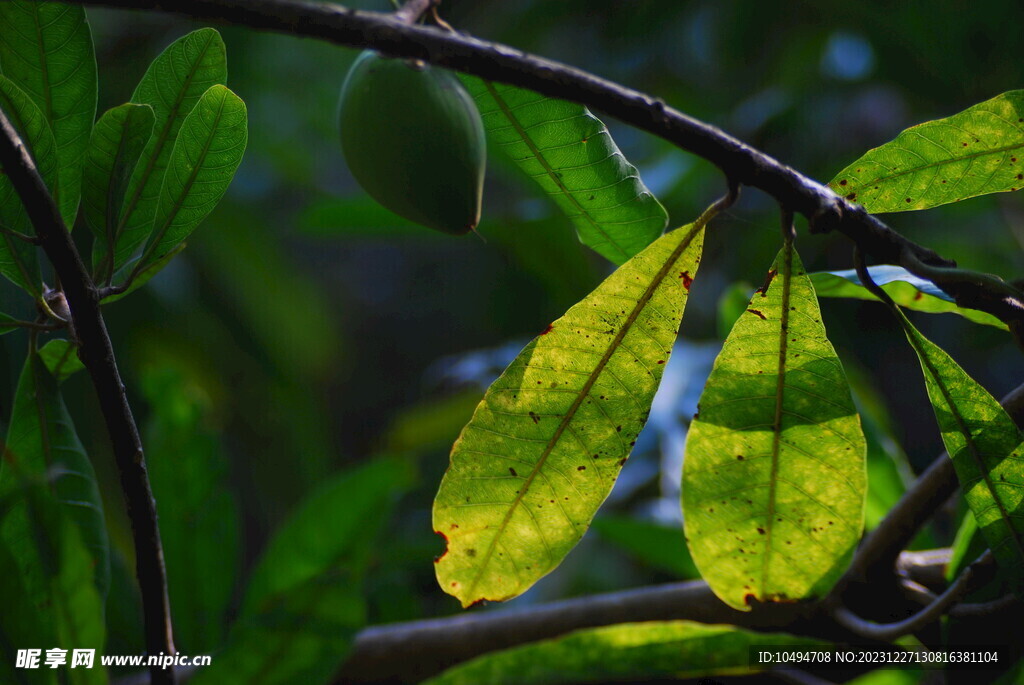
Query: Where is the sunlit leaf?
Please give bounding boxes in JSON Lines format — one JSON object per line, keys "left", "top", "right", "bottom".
{"left": 0, "top": 74, "right": 55, "bottom": 296}
{"left": 109, "top": 28, "right": 226, "bottom": 275}
{"left": 895, "top": 307, "right": 1024, "bottom": 586}
{"left": 0, "top": 1, "right": 97, "bottom": 225}
{"left": 829, "top": 90, "right": 1024, "bottom": 212}
{"left": 463, "top": 78, "right": 667, "bottom": 264}
{"left": 0, "top": 351, "right": 109, "bottom": 599}
{"left": 191, "top": 457, "right": 413, "bottom": 685}
{"left": 136, "top": 84, "right": 247, "bottom": 271}
{"left": 37, "top": 339, "right": 84, "bottom": 384}
{"left": 84, "top": 103, "right": 154, "bottom": 277}
{"left": 683, "top": 244, "right": 866, "bottom": 611}
{"left": 946, "top": 510, "right": 983, "bottom": 583}
{"left": 425, "top": 620, "right": 824, "bottom": 685}
{"left": 143, "top": 364, "right": 240, "bottom": 652}
{"left": 810, "top": 266, "right": 1007, "bottom": 330}
{"left": 591, "top": 514, "right": 698, "bottom": 578}
{"left": 434, "top": 224, "right": 704, "bottom": 607}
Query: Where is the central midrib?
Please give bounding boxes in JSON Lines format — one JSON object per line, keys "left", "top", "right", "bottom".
{"left": 762, "top": 243, "right": 792, "bottom": 598}
{"left": 112, "top": 32, "right": 217, "bottom": 270}
{"left": 482, "top": 81, "right": 629, "bottom": 263}
{"left": 465, "top": 223, "right": 702, "bottom": 599}
{"left": 902, "top": 312, "right": 1024, "bottom": 565}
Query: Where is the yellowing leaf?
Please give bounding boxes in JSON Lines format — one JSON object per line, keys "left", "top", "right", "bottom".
{"left": 683, "top": 244, "right": 866, "bottom": 611}
{"left": 434, "top": 223, "right": 704, "bottom": 607}
{"left": 829, "top": 90, "right": 1024, "bottom": 212}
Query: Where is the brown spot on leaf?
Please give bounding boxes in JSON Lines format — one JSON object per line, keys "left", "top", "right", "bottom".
{"left": 540, "top": 323, "right": 553, "bottom": 335}
{"left": 509, "top": 467, "right": 518, "bottom": 477}
{"left": 747, "top": 308, "right": 767, "bottom": 320}
{"left": 529, "top": 411, "right": 540, "bottom": 424}
{"left": 680, "top": 270, "right": 694, "bottom": 290}
{"left": 839, "top": 179, "right": 847, "bottom": 186}
{"left": 577, "top": 465, "right": 586, "bottom": 471}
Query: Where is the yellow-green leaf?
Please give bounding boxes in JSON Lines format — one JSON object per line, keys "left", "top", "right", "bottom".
{"left": 810, "top": 266, "right": 1007, "bottom": 330}
{"left": 683, "top": 244, "right": 866, "bottom": 611}
{"left": 434, "top": 224, "right": 704, "bottom": 607}
{"left": 895, "top": 307, "right": 1024, "bottom": 584}
{"left": 425, "top": 621, "right": 824, "bottom": 685}
{"left": 829, "top": 90, "right": 1024, "bottom": 212}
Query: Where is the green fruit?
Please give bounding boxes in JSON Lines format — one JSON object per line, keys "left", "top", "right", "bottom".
{"left": 338, "top": 50, "right": 486, "bottom": 235}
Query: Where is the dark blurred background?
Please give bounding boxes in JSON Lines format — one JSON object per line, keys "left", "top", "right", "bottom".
{"left": 4, "top": 0, "right": 1024, "bottom": 641}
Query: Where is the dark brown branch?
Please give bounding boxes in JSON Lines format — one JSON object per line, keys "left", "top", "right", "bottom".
{"left": 833, "top": 551, "right": 994, "bottom": 641}
{"left": 0, "top": 109, "right": 175, "bottom": 685}
{"left": 42, "top": 0, "right": 1024, "bottom": 331}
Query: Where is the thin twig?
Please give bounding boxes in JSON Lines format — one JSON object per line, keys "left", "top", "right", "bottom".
{"left": 0, "top": 108, "right": 176, "bottom": 685}
{"left": 39, "top": 0, "right": 1024, "bottom": 332}
{"left": 832, "top": 551, "right": 994, "bottom": 641}
{"left": 0, "top": 225, "right": 41, "bottom": 244}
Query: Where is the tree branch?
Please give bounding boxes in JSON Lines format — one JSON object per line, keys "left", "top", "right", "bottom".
{"left": 832, "top": 551, "right": 994, "bottom": 641}
{"left": 40, "top": 0, "right": 1024, "bottom": 334}
{"left": 0, "top": 110, "right": 175, "bottom": 685}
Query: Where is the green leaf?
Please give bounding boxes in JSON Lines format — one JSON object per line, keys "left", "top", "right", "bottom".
{"left": 894, "top": 307, "right": 1024, "bottom": 585}
{"left": 84, "top": 104, "right": 154, "bottom": 275}
{"left": 190, "top": 571, "right": 364, "bottom": 685}
{"left": 37, "top": 339, "right": 84, "bottom": 384}
{"left": 0, "top": 351, "right": 109, "bottom": 599}
{"left": 0, "top": 75, "right": 55, "bottom": 296}
{"left": 0, "top": 310, "right": 25, "bottom": 336}
{"left": 829, "top": 90, "right": 1024, "bottom": 212}
{"left": 425, "top": 620, "right": 824, "bottom": 685}
{"left": 243, "top": 456, "right": 413, "bottom": 613}
{"left": 192, "top": 457, "right": 413, "bottom": 685}
{"left": 434, "top": 224, "right": 704, "bottom": 607}
{"left": 109, "top": 27, "right": 226, "bottom": 276}
{"left": 591, "top": 514, "right": 698, "bottom": 578}
{"left": 0, "top": 488, "right": 58, "bottom": 685}
{"left": 682, "top": 244, "right": 866, "bottom": 611}
{"left": 0, "top": 1, "right": 97, "bottom": 226}
{"left": 20, "top": 485, "right": 107, "bottom": 685}
{"left": 810, "top": 266, "right": 1007, "bottom": 330}
{"left": 143, "top": 364, "right": 240, "bottom": 652}
{"left": 135, "top": 83, "right": 247, "bottom": 271}
{"left": 99, "top": 242, "right": 187, "bottom": 305}
{"left": 946, "top": 510, "right": 983, "bottom": 583}
{"left": 463, "top": 78, "right": 667, "bottom": 265}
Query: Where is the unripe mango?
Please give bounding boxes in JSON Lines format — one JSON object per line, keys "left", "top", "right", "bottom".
{"left": 338, "top": 50, "right": 486, "bottom": 235}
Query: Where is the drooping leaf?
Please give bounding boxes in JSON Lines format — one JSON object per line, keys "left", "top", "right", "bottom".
{"left": 135, "top": 84, "right": 247, "bottom": 272}
{"left": 0, "top": 486, "right": 58, "bottom": 685}
{"left": 191, "top": 457, "right": 413, "bottom": 685}
{"left": 37, "top": 339, "right": 84, "bottom": 384}
{"left": 463, "top": 78, "right": 667, "bottom": 264}
{"left": 682, "top": 244, "right": 866, "bottom": 611}
{"left": 19, "top": 485, "right": 107, "bottom": 685}
{"left": 810, "top": 266, "right": 1007, "bottom": 330}
{"left": 0, "top": 540, "right": 59, "bottom": 685}
{"left": 591, "top": 514, "right": 698, "bottom": 578}
{"left": 0, "top": 1, "right": 97, "bottom": 225}
{"left": 434, "top": 223, "right": 705, "bottom": 607}
{"left": 108, "top": 27, "right": 226, "bottom": 275}
{"left": 0, "top": 351, "right": 109, "bottom": 599}
{"left": 894, "top": 307, "right": 1024, "bottom": 586}
{"left": 84, "top": 103, "right": 154, "bottom": 276}
{"left": 0, "top": 75, "right": 56, "bottom": 296}
{"left": 143, "top": 364, "right": 240, "bottom": 652}
{"left": 829, "top": 90, "right": 1024, "bottom": 212}
{"left": 425, "top": 620, "right": 825, "bottom": 685}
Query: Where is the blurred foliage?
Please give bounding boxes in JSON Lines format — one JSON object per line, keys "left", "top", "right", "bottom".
{"left": 0, "top": 0, "right": 1022, "bottom": 681}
